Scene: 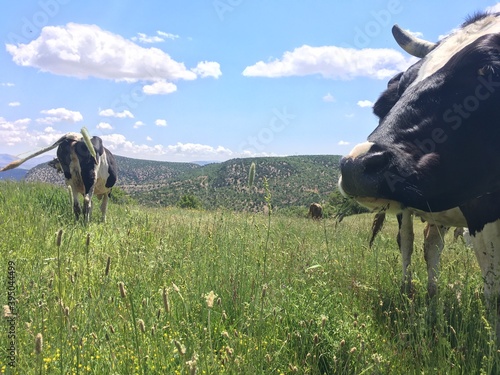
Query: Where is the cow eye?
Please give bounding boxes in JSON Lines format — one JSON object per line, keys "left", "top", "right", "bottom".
{"left": 478, "top": 65, "right": 495, "bottom": 76}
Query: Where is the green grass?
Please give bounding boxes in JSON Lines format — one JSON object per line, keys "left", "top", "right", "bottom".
{"left": 0, "top": 180, "right": 499, "bottom": 374}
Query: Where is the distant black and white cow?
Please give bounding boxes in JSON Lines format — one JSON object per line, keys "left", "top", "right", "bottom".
{"left": 308, "top": 202, "right": 323, "bottom": 219}
{"left": 0, "top": 132, "right": 117, "bottom": 223}
{"left": 338, "top": 12, "right": 500, "bottom": 340}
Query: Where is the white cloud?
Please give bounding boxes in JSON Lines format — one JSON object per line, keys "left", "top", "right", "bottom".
{"left": 1, "top": 82, "right": 14, "bottom": 87}
{"left": 8, "top": 102, "right": 20, "bottom": 107}
{"left": 191, "top": 61, "right": 222, "bottom": 79}
{"left": 133, "top": 121, "right": 145, "bottom": 128}
{"left": 6, "top": 23, "right": 202, "bottom": 83}
{"left": 486, "top": 3, "right": 500, "bottom": 13}
{"left": 155, "top": 119, "right": 167, "bottom": 127}
{"left": 357, "top": 100, "right": 373, "bottom": 108}
{"left": 243, "top": 45, "right": 414, "bottom": 80}
{"left": 146, "top": 136, "right": 152, "bottom": 141}
{"left": 131, "top": 32, "right": 164, "bottom": 44}
{"left": 0, "top": 117, "right": 62, "bottom": 148}
{"left": 338, "top": 140, "right": 350, "bottom": 146}
{"left": 97, "top": 122, "right": 113, "bottom": 130}
{"left": 143, "top": 81, "right": 177, "bottom": 95}
{"left": 99, "top": 108, "right": 134, "bottom": 118}
{"left": 131, "top": 30, "right": 180, "bottom": 44}
{"left": 36, "top": 108, "right": 83, "bottom": 125}
{"left": 157, "top": 31, "right": 180, "bottom": 40}
{"left": 99, "top": 134, "right": 235, "bottom": 162}
{"left": 323, "top": 93, "right": 335, "bottom": 102}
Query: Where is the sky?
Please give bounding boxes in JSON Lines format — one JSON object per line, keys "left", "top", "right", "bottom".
{"left": 1, "top": 0, "right": 500, "bottom": 163}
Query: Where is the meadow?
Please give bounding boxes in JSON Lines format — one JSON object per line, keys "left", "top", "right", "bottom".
{"left": 0, "top": 181, "right": 499, "bottom": 374}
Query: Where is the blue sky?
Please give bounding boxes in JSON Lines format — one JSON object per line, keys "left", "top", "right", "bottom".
{"left": 1, "top": 0, "right": 500, "bottom": 163}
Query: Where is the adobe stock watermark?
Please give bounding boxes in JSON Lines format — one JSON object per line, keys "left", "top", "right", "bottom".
{"left": 347, "top": 0, "right": 404, "bottom": 49}
{"left": 6, "top": 0, "right": 70, "bottom": 44}
{"left": 239, "top": 107, "right": 296, "bottom": 154}
{"left": 213, "top": 0, "right": 244, "bottom": 21}
{"left": 383, "top": 70, "right": 500, "bottom": 192}
{"left": 5, "top": 260, "right": 17, "bottom": 369}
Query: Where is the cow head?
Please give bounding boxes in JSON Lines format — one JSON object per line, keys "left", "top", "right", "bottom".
{"left": 339, "top": 13, "right": 500, "bottom": 213}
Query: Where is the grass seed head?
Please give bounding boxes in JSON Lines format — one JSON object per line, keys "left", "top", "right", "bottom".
{"left": 138, "top": 319, "right": 146, "bottom": 333}
{"left": 174, "top": 340, "right": 186, "bottom": 355}
{"left": 3, "top": 305, "right": 12, "bottom": 318}
{"left": 105, "top": 256, "right": 111, "bottom": 276}
{"left": 35, "top": 333, "right": 43, "bottom": 354}
{"left": 163, "top": 287, "right": 170, "bottom": 313}
{"left": 56, "top": 229, "right": 63, "bottom": 247}
{"left": 248, "top": 162, "right": 256, "bottom": 188}
{"left": 118, "top": 282, "right": 127, "bottom": 298}
{"left": 205, "top": 291, "right": 217, "bottom": 308}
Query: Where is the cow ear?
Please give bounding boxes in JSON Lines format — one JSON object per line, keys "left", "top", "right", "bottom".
{"left": 91, "top": 136, "right": 105, "bottom": 156}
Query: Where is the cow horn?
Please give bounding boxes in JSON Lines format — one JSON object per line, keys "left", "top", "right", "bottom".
{"left": 392, "top": 24, "right": 436, "bottom": 58}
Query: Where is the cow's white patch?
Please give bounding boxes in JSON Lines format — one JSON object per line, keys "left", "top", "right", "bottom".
{"left": 346, "top": 141, "right": 374, "bottom": 159}
{"left": 412, "top": 15, "right": 500, "bottom": 87}
{"left": 413, "top": 206, "right": 467, "bottom": 227}
{"left": 470, "top": 219, "right": 500, "bottom": 338}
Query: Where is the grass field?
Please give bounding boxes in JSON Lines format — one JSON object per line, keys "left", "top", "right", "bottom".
{"left": 1, "top": 181, "right": 499, "bottom": 374}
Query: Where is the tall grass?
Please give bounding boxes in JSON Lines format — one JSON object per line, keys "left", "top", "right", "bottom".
{"left": 0, "top": 180, "right": 499, "bottom": 374}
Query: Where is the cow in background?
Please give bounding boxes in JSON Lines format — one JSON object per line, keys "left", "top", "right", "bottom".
{"left": 0, "top": 131, "right": 117, "bottom": 223}
{"left": 308, "top": 203, "right": 323, "bottom": 219}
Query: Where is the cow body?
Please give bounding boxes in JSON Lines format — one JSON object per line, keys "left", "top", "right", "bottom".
{"left": 55, "top": 134, "right": 117, "bottom": 222}
{"left": 1, "top": 131, "right": 117, "bottom": 223}
{"left": 338, "top": 12, "right": 500, "bottom": 340}
{"left": 308, "top": 203, "right": 323, "bottom": 219}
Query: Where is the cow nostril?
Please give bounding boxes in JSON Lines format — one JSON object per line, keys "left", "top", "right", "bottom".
{"left": 363, "top": 152, "right": 389, "bottom": 173}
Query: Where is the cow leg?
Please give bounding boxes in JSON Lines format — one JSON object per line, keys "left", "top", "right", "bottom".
{"left": 83, "top": 186, "right": 95, "bottom": 224}
{"left": 423, "top": 224, "right": 448, "bottom": 298}
{"left": 398, "top": 210, "right": 414, "bottom": 294}
{"left": 68, "top": 184, "right": 81, "bottom": 220}
{"left": 470, "top": 220, "right": 500, "bottom": 342}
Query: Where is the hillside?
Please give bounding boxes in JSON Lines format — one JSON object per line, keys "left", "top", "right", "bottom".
{"left": 23, "top": 154, "right": 342, "bottom": 212}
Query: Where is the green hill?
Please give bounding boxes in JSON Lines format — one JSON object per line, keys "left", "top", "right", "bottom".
{"left": 24, "top": 154, "right": 342, "bottom": 213}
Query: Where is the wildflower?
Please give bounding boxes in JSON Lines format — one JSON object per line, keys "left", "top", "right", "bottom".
{"left": 118, "top": 282, "right": 126, "bottom": 298}
{"left": 205, "top": 291, "right": 217, "bottom": 308}
{"left": 35, "top": 333, "right": 43, "bottom": 354}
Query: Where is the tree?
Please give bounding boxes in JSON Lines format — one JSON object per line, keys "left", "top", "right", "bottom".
{"left": 178, "top": 194, "right": 202, "bottom": 209}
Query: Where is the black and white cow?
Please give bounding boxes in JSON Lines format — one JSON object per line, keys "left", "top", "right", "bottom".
{"left": 0, "top": 132, "right": 117, "bottom": 223}
{"left": 338, "top": 12, "right": 500, "bottom": 339}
